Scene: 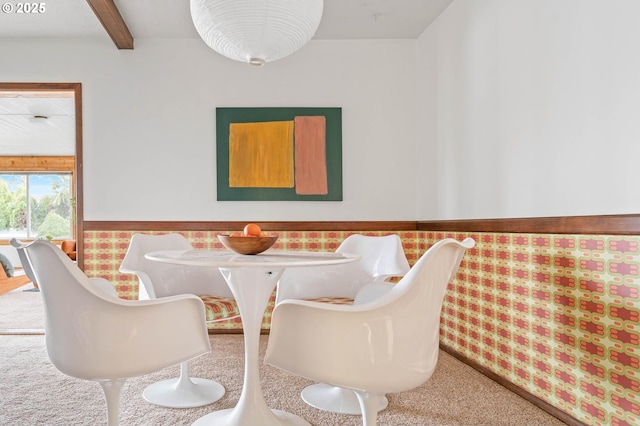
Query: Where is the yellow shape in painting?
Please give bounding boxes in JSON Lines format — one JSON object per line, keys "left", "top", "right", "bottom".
{"left": 229, "top": 121, "right": 295, "bottom": 188}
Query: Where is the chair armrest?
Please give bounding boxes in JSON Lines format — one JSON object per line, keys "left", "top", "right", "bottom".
{"left": 265, "top": 297, "right": 435, "bottom": 394}
{"left": 52, "top": 294, "right": 211, "bottom": 379}
{"left": 265, "top": 299, "right": 405, "bottom": 393}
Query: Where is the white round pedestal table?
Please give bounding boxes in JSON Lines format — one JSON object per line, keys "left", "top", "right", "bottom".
{"left": 145, "top": 250, "right": 359, "bottom": 426}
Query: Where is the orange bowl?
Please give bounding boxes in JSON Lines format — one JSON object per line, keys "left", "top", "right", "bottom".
{"left": 217, "top": 235, "right": 278, "bottom": 255}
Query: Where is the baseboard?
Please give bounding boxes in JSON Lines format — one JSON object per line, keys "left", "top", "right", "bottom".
{"left": 440, "top": 343, "right": 586, "bottom": 426}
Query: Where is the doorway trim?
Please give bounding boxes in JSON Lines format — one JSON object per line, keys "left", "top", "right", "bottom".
{"left": 0, "top": 82, "right": 84, "bottom": 268}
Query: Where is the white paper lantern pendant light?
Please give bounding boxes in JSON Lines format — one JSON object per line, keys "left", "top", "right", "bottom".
{"left": 191, "top": 0, "right": 324, "bottom": 66}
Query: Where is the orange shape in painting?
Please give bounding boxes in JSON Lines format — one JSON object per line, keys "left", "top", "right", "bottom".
{"left": 294, "top": 116, "right": 328, "bottom": 195}
{"left": 229, "top": 121, "right": 294, "bottom": 188}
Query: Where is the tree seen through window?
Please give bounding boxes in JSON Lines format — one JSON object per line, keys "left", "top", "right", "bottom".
{"left": 0, "top": 173, "right": 72, "bottom": 239}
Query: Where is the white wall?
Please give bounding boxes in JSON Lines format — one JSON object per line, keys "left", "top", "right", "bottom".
{"left": 1, "top": 38, "right": 417, "bottom": 222}
{"left": 417, "top": 0, "right": 640, "bottom": 220}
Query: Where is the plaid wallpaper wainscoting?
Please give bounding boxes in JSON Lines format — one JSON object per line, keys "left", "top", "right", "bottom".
{"left": 431, "top": 231, "right": 639, "bottom": 426}
{"left": 82, "top": 227, "right": 639, "bottom": 425}
{"left": 83, "top": 230, "right": 418, "bottom": 330}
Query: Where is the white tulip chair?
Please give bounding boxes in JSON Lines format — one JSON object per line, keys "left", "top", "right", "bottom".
{"left": 120, "top": 233, "right": 239, "bottom": 408}
{"left": 265, "top": 238, "right": 475, "bottom": 426}
{"left": 276, "top": 234, "right": 410, "bottom": 304}
{"left": 13, "top": 238, "right": 212, "bottom": 426}
{"left": 275, "top": 234, "right": 411, "bottom": 415}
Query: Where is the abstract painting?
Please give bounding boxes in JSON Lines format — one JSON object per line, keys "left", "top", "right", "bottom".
{"left": 216, "top": 107, "right": 342, "bottom": 201}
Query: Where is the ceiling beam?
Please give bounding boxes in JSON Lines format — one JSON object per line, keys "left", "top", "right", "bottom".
{"left": 86, "top": 0, "right": 134, "bottom": 49}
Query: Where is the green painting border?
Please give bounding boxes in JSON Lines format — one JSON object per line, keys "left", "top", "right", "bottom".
{"left": 216, "top": 107, "right": 342, "bottom": 201}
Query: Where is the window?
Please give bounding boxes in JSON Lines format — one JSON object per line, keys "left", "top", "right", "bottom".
{"left": 0, "top": 156, "right": 75, "bottom": 241}
{"left": 0, "top": 173, "right": 73, "bottom": 239}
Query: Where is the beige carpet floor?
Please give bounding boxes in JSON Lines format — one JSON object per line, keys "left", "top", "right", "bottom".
{"left": 0, "top": 287, "right": 569, "bottom": 425}
{"left": 0, "top": 283, "right": 44, "bottom": 333}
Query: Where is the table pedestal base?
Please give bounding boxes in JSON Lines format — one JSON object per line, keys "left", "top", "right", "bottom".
{"left": 192, "top": 267, "right": 311, "bottom": 426}
{"left": 192, "top": 408, "right": 310, "bottom": 426}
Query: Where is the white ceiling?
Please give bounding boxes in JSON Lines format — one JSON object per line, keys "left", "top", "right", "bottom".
{"left": 0, "top": 0, "right": 453, "bottom": 40}
{"left": 0, "top": 94, "right": 76, "bottom": 156}
{"left": 0, "top": 0, "right": 453, "bottom": 156}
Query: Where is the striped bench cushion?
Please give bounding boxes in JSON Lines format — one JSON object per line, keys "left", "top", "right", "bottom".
{"left": 198, "top": 295, "right": 240, "bottom": 322}
{"left": 303, "top": 297, "right": 354, "bottom": 305}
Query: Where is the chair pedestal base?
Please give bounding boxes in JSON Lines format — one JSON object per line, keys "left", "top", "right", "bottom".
{"left": 301, "top": 383, "right": 388, "bottom": 415}
{"left": 143, "top": 377, "right": 225, "bottom": 409}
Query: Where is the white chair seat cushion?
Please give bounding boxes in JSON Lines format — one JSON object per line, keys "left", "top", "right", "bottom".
{"left": 198, "top": 295, "right": 240, "bottom": 322}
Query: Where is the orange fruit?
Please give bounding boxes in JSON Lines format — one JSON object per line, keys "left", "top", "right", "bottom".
{"left": 243, "top": 223, "right": 262, "bottom": 237}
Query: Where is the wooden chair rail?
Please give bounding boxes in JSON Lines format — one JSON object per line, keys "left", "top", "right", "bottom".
{"left": 83, "top": 214, "right": 640, "bottom": 235}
